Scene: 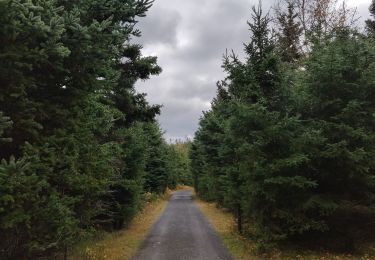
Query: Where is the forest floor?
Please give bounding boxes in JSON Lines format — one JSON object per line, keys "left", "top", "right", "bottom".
{"left": 196, "top": 200, "right": 375, "bottom": 260}
{"left": 69, "top": 192, "right": 169, "bottom": 259}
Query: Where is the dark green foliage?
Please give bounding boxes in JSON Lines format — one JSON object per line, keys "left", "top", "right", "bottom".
{"left": 276, "top": 0, "right": 303, "bottom": 62}
{"left": 0, "top": 0, "right": 183, "bottom": 258}
{"left": 191, "top": 3, "right": 375, "bottom": 251}
{"left": 366, "top": 0, "right": 375, "bottom": 36}
{"left": 168, "top": 141, "right": 193, "bottom": 186}
{"left": 303, "top": 32, "right": 375, "bottom": 227}
{"left": 0, "top": 112, "right": 12, "bottom": 143}
{"left": 0, "top": 154, "right": 78, "bottom": 258}
{"left": 191, "top": 86, "right": 233, "bottom": 205}
{"left": 143, "top": 123, "right": 170, "bottom": 193}
{"left": 106, "top": 123, "right": 148, "bottom": 230}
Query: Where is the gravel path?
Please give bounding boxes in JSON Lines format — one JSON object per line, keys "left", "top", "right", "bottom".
{"left": 133, "top": 189, "right": 232, "bottom": 260}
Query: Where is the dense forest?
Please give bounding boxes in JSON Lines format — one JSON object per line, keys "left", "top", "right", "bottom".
{"left": 191, "top": 0, "right": 375, "bottom": 252}
{"left": 0, "top": 0, "right": 191, "bottom": 258}
{"left": 1, "top": 0, "right": 375, "bottom": 258}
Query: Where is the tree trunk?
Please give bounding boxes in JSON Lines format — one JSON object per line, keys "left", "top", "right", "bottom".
{"left": 64, "top": 245, "right": 67, "bottom": 260}
{"left": 237, "top": 204, "right": 242, "bottom": 233}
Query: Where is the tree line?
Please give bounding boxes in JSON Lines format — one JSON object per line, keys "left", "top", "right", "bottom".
{"left": 0, "top": 0, "right": 191, "bottom": 258}
{"left": 190, "top": 0, "right": 375, "bottom": 251}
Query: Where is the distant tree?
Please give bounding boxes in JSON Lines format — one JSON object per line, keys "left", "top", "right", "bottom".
{"left": 190, "top": 83, "right": 233, "bottom": 209}
{"left": 0, "top": 112, "right": 12, "bottom": 143}
{"left": 366, "top": 0, "right": 375, "bottom": 35}
{"left": 275, "top": 0, "right": 303, "bottom": 62}
{"left": 167, "top": 141, "right": 193, "bottom": 186}
{"left": 294, "top": 0, "right": 357, "bottom": 50}
{"left": 143, "top": 123, "right": 170, "bottom": 194}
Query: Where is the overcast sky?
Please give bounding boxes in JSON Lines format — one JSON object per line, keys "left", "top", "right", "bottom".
{"left": 135, "top": 0, "right": 372, "bottom": 141}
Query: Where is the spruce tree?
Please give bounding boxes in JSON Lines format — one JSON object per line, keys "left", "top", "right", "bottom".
{"left": 0, "top": 112, "right": 12, "bottom": 143}
{"left": 366, "top": 0, "right": 375, "bottom": 36}
{"left": 301, "top": 32, "right": 375, "bottom": 247}
{"left": 0, "top": 0, "right": 163, "bottom": 258}
{"left": 276, "top": 0, "right": 303, "bottom": 62}
{"left": 143, "top": 123, "right": 170, "bottom": 194}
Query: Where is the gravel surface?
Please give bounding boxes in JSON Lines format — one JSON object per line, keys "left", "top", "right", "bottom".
{"left": 133, "top": 189, "right": 232, "bottom": 260}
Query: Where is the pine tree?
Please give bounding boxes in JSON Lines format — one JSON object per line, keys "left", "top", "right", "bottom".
{"left": 242, "top": 5, "right": 284, "bottom": 111}
{"left": 143, "top": 123, "right": 170, "bottom": 194}
{"left": 366, "top": 0, "right": 375, "bottom": 36}
{"left": 171, "top": 141, "right": 193, "bottom": 185}
{"left": 0, "top": 112, "right": 12, "bottom": 143}
{"left": 0, "top": 0, "right": 163, "bottom": 257}
{"left": 301, "top": 32, "right": 375, "bottom": 248}
{"left": 276, "top": 0, "right": 303, "bottom": 62}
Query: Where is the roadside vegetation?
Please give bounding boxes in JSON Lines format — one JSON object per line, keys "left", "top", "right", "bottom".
{"left": 1, "top": 0, "right": 375, "bottom": 258}
{"left": 71, "top": 185, "right": 193, "bottom": 260}
{"left": 197, "top": 199, "right": 375, "bottom": 259}
{"left": 0, "top": 0, "right": 191, "bottom": 258}
{"left": 191, "top": 0, "right": 375, "bottom": 254}
{"left": 70, "top": 192, "right": 168, "bottom": 260}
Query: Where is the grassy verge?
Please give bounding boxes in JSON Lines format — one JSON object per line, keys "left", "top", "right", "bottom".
{"left": 69, "top": 194, "right": 168, "bottom": 260}
{"left": 195, "top": 199, "right": 257, "bottom": 260}
{"left": 196, "top": 199, "right": 375, "bottom": 260}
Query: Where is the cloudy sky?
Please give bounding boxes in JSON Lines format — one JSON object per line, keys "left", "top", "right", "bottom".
{"left": 135, "top": 0, "right": 372, "bottom": 141}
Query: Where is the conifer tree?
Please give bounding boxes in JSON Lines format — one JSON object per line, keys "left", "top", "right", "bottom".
{"left": 276, "top": 0, "right": 303, "bottom": 62}
{"left": 143, "top": 123, "right": 170, "bottom": 194}
{"left": 191, "top": 0, "right": 375, "bottom": 253}
{"left": 0, "top": 0, "right": 166, "bottom": 258}
{"left": 301, "top": 32, "right": 375, "bottom": 247}
{"left": 0, "top": 112, "right": 12, "bottom": 143}
{"left": 366, "top": 0, "right": 375, "bottom": 35}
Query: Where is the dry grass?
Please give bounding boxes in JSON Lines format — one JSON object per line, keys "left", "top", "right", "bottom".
{"left": 175, "top": 184, "right": 193, "bottom": 190}
{"left": 196, "top": 199, "right": 375, "bottom": 260}
{"left": 195, "top": 200, "right": 258, "bottom": 260}
{"left": 69, "top": 195, "right": 168, "bottom": 260}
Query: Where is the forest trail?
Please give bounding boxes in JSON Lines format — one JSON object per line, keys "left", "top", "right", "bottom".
{"left": 133, "top": 189, "right": 232, "bottom": 260}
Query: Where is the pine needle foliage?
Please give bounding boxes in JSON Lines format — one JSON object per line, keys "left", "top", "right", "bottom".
{"left": 191, "top": 3, "right": 375, "bottom": 251}
{"left": 0, "top": 0, "right": 183, "bottom": 258}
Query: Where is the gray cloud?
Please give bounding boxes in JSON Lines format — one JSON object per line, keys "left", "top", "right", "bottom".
{"left": 356, "top": 3, "right": 372, "bottom": 27}
{"left": 137, "top": 5, "right": 181, "bottom": 46}
{"left": 135, "top": 0, "right": 372, "bottom": 141}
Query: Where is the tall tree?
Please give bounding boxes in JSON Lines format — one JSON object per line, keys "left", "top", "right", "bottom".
{"left": 192, "top": 3, "right": 375, "bottom": 251}
{"left": 294, "top": 0, "right": 357, "bottom": 50}
{"left": 301, "top": 32, "right": 375, "bottom": 248}
{"left": 366, "top": 0, "right": 375, "bottom": 35}
{"left": 275, "top": 0, "right": 303, "bottom": 62}
{"left": 0, "top": 0, "right": 165, "bottom": 258}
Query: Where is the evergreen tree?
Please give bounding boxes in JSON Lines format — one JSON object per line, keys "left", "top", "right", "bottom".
{"left": 192, "top": 84, "right": 235, "bottom": 207}
{"left": 366, "top": 0, "right": 375, "bottom": 36}
{"left": 0, "top": 0, "right": 166, "bottom": 258}
{"left": 171, "top": 141, "right": 193, "bottom": 185}
{"left": 276, "top": 0, "right": 303, "bottom": 62}
{"left": 301, "top": 32, "right": 375, "bottom": 247}
{"left": 0, "top": 112, "right": 12, "bottom": 143}
{"left": 225, "top": 6, "right": 321, "bottom": 246}
{"left": 143, "top": 123, "right": 170, "bottom": 194}
{"left": 242, "top": 5, "right": 284, "bottom": 110}
{"left": 191, "top": 4, "right": 375, "bottom": 250}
